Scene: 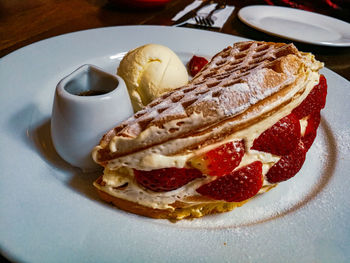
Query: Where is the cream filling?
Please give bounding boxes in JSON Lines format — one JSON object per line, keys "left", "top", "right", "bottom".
{"left": 94, "top": 167, "right": 216, "bottom": 210}
{"left": 95, "top": 71, "right": 319, "bottom": 210}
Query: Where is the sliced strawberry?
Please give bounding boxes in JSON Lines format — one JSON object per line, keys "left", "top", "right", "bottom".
{"left": 196, "top": 161, "right": 263, "bottom": 202}
{"left": 266, "top": 141, "right": 306, "bottom": 183}
{"left": 251, "top": 113, "right": 301, "bottom": 156}
{"left": 188, "top": 55, "right": 208, "bottom": 77}
{"left": 134, "top": 168, "right": 202, "bottom": 192}
{"left": 302, "top": 111, "right": 321, "bottom": 151}
{"left": 189, "top": 140, "right": 245, "bottom": 177}
{"left": 292, "top": 75, "right": 327, "bottom": 119}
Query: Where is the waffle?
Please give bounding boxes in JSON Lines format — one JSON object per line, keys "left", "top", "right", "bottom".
{"left": 92, "top": 41, "right": 324, "bottom": 220}
{"left": 93, "top": 41, "right": 322, "bottom": 165}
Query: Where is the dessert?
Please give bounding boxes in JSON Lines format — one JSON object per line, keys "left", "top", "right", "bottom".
{"left": 117, "top": 44, "right": 189, "bottom": 112}
{"left": 92, "top": 41, "right": 327, "bottom": 220}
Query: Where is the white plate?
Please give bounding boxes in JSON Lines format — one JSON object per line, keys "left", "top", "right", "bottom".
{"left": 238, "top": 5, "right": 350, "bottom": 46}
{"left": 1, "top": 26, "right": 350, "bottom": 263}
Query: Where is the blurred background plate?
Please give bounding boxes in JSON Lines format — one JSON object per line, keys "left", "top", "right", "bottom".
{"left": 238, "top": 5, "right": 350, "bottom": 46}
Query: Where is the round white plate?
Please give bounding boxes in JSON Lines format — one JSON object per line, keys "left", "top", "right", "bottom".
{"left": 0, "top": 26, "right": 350, "bottom": 263}
{"left": 238, "top": 5, "right": 350, "bottom": 46}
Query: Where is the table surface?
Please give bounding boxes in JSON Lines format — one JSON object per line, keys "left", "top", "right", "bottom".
{"left": 1, "top": 0, "right": 350, "bottom": 81}
{"left": 1, "top": 0, "right": 349, "bottom": 261}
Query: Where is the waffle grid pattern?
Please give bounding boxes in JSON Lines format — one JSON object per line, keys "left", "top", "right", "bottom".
{"left": 116, "top": 41, "right": 299, "bottom": 137}
{"left": 97, "top": 41, "right": 304, "bottom": 159}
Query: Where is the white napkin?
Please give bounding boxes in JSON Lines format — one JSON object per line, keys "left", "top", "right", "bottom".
{"left": 172, "top": 0, "right": 235, "bottom": 28}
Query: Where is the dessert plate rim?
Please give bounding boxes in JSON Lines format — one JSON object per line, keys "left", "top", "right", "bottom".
{"left": 238, "top": 5, "right": 350, "bottom": 47}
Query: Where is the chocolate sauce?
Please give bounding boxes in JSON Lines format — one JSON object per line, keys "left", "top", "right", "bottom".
{"left": 78, "top": 90, "right": 110, "bottom": 96}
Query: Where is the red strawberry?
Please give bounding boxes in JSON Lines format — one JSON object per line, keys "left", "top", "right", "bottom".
{"left": 302, "top": 111, "right": 321, "bottom": 150}
{"left": 266, "top": 141, "right": 306, "bottom": 183}
{"left": 292, "top": 75, "right": 327, "bottom": 119}
{"left": 251, "top": 113, "right": 301, "bottom": 156}
{"left": 189, "top": 140, "right": 245, "bottom": 177}
{"left": 134, "top": 168, "right": 202, "bottom": 192}
{"left": 196, "top": 161, "right": 263, "bottom": 202}
{"left": 188, "top": 55, "right": 208, "bottom": 77}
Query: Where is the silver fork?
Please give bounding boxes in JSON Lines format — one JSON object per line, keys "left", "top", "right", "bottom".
{"left": 195, "top": 1, "right": 227, "bottom": 27}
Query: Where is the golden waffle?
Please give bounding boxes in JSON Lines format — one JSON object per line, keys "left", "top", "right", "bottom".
{"left": 93, "top": 41, "right": 322, "bottom": 165}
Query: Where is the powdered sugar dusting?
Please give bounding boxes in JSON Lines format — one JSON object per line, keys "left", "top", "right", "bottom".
{"left": 312, "top": 127, "right": 329, "bottom": 165}
{"left": 97, "top": 41, "right": 317, "bottom": 159}
{"left": 334, "top": 128, "right": 350, "bottom": 156}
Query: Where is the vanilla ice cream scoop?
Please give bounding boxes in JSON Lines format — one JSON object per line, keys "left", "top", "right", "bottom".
{"left": 117, "top": 44, "right": 189, "bottom": 111}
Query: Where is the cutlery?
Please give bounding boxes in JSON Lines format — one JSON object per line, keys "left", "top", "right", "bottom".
{"left": 194, "top": 1, "right": 227, "bottom": 27}
{"left": 172, "top": 0, "right": 212, "bottom": 27}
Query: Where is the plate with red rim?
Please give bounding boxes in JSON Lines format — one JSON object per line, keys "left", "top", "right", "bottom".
{"left": 0, "top": 26, "right": 349, "bottom": 263}
{"left": 238, "top": 5, "right": 350, "bottom": 47}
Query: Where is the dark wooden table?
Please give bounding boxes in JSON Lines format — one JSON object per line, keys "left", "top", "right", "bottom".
{"left": 1, "top": 0, "right": 350, "bottom": 80}
{"left": 1, "top": 0, "right": 349, "bottom": 261}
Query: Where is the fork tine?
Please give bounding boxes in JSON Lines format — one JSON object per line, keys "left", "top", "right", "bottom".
{"left": 202, "top": 17, "right": 210, "bottom": 26}
{"left": 201, "top": 17, "right": 208, "bottom": 26}
{"left": 195, "top": 16, "right": 205, "bottom": 26}
{"left": 194, "top": 15, "right": 214, "bottom": 27}
{"left": 198, "top": 16, "right": 204, "bottom": 26}
{"left": 194, "top": 16, "right": 200, "bottom": 24}
{"left": 207, "top": 18, "right": 213, "bottom": 26}
{"left": 206, "top": 18, "right": 212, "bottom": 26}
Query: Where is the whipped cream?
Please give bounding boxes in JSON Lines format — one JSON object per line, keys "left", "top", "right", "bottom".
{"left": 95, "top": 167, "right": 216, "bottom": 210}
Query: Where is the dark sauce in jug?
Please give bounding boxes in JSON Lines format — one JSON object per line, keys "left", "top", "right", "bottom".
{"left": 78, "top": 90, "right": 110, "bottom": 96}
